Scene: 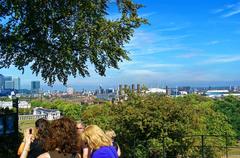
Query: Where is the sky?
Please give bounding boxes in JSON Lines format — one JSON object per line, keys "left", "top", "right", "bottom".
{"left": 1, "top": 0, "right": 240, "bottom": 90}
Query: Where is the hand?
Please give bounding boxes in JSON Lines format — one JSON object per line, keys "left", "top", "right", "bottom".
{"left": 23, "top": 128, "right": 34, "bottom": 146}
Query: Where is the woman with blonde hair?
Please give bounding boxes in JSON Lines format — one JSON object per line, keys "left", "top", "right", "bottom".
{"left": 105, "top": 130, "right": 121, "bottom": 157}
{"left": 81, "top": 125, "right": 118, "bottom": 158}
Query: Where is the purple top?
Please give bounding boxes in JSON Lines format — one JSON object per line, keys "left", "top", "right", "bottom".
{"left": 91, "top": 146, "right": 118, "bottom": 158}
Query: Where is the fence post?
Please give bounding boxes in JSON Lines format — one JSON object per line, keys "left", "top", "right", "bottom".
{"left": 162, "top": 136, "right": 165, "bottom": 158}
{"left": 225, "top": 133, "right": 228, "bottom": 158}
{"left": 12, "top": 97, "right": 19, "bottom": 143}
{"left": 133, "top": 135, "right": 135, "bottom": 158}
{"left": 201, "top": 135, "right": 204, "bottom": 158}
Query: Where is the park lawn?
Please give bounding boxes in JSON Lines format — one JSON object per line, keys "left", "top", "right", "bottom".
{"left": 229, "top": 148, "right": 240, "bottom": 155}
{"left": 19, "top": 120, "right": 36, "bottom": 132}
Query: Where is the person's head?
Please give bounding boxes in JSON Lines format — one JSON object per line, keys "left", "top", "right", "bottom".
{"left": 105, "top": 130, "right": 116, "bottom": 140}
{"left": 35, "top": 118, "right": 49, "bottom": 135}
{"left": 81, "top": 125, "right": 111, "bottom": 150}
{"left": 76, "top": 121, "right": 85, "bottom": 134}
{"left": 43, "top": 117, "right": 80, "bottom": 153}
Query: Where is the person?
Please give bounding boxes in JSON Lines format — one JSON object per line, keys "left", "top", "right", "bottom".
{"left": 76, "top": 122, "right": 85, "bottom": 135}
{"left": 76, "top": 122, "right": 90, "bottom": 158}
{"left": 81, "top": 125, "right": 118, "bottom": 158}
{"left": 18, "top": 118, "right": 49, "bottom": 158}
{"left": 37, "top": 117, "right": 81, "bottom": 158}
{"left": 19, "top": 128, "right": 34, "bottom": 158}
{"left": 105, "top": 130, "right": 121, "bottom": 157}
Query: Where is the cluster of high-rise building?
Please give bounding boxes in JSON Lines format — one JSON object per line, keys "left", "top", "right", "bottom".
{"left": 31, "top": 81, "right": 41, "bottom": 94}
{"left": 0, "top": 74, "right": 41, "bottom": 96}
{"left": 0, "top": 74, "right": 20, "bottom": 90}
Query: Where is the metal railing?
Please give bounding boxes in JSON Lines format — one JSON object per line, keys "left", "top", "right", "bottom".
{"left": 18, "top": 114, "right": 47, "bottom": 120}
{"left": 126, "top": 134, "right": 240, "bottom": 158}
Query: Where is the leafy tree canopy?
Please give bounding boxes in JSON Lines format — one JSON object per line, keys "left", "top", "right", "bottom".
{"left": 0, "top": 0, "right": 147, "bottom": 85}
{"left": 214, "top": 95, "right": 240, "bottom": 136}
{"left": 81, "top": 94, "right": 236, "bottom": 157}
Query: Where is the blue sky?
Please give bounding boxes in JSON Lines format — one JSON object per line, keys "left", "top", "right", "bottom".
{"left": 1, "top": 0, "right": 240, "bottom": 90}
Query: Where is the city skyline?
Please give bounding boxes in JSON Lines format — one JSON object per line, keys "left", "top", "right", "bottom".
{"left": 1, "top": 72, "right": 240, "bottom": 91}
{"left": 0, "top": 0, "right": 240, "bottom": 90}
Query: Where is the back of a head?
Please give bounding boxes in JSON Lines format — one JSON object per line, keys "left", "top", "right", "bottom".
{"left": 43, "top": 117, "right": 79, "bottom": 153}
{"left": 82, "top": 125, "right": 111, "bottom": 150}
{"left": 35, "top": 118, "right": 49, "bottom": 139}
{"left": 35, "top": 118, "right": 49, "bottom": 128}
{"left": 105, "top": 130, "right": 116, "bottom": 139}
{"left": 35, "top": 118, "right": 49, "bottom": 130}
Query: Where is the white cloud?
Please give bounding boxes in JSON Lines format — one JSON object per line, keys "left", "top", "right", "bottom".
{"left": 206, "top": 40, "right": 221, "bottom": 45}
{"left": 214, "top": 2, "right": 240, "bottom": 18}
{"left": 222, "top": 8, "right": 240, "bottom": 17}
{"left": 176, "top": 53, "right": 201, "bottom": 59}
{"left": 142, "top": 63, "right": 183, "bottom": 68}
{"left": 157, "top": 25, "right": 188, "bottom": 32}
{"left": 140, "top": 12, "right": 156, "bottom": 18}
{"left": 202, "top": 55, "right": 240, "bottom": 64}
{"left": 212, "top": 8, "right": 225, "bottom": 14}
{"left": 118, "top": 60, "right": 140, "bottom": 68}
{"left": 124, "top": 29, "right": 191, "bottom": 57}
{"left": 125, "top": 69, "right": 158, "bottom": 76}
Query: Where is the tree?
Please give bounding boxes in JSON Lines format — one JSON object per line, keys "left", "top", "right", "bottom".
{"left": 31, "top": 99, "right": 85, "bottom": 120}
{"left": 81, "top": 94, "right": 236, "bottom": 158}
{"left": 214, "top": 96, "right": 240, "bottom": 137}
{"left": 0, "top": 0, "right": 147, "bottom": 85}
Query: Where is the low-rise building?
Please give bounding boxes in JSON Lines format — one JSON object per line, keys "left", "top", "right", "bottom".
{"left": 0, "top": 101, "right": 31, "bottom": 109}
{"left": 205, "top": 90, "right": 229, "bottom": 98}
{"left": 146, "top": 88, "right": 166, "bottom": 94}
{"left": 33, "top": 107, "right": 61, "bottom": 120}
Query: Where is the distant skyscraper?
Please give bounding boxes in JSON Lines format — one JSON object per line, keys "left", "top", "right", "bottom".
{"left": 99, "top": 85, "right": 104, "bottom": 94}
{"left": 0, "top": 74, "right": 4, "bottom": 89}
{"left": 106, "top": 88, "right": 114, "bottom": 94}
{"left": 31, "top": 81, "right": 40, "bottom": 93}
{"left": 5, "top": 81, "right": 14, "bottom": 89}
{"left": 13, "top": 77, "right": 21, "bottom": 90}
{"left": 67, "top": 86, "right": 74, "bottom": 95}
{"left": 4, "top": 76, "right": 12, "bottom": 82}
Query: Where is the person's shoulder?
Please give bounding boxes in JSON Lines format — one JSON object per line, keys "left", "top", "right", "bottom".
{"left": 92, "top": 146, "right": 116, "bottom": 158}
{"left": 37, "top": 152, "right": 51, "bottom": 158}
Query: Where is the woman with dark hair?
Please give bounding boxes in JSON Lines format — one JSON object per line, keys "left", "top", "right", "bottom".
{"left": 37, "top": 117, "right": 81, "bottom": 158}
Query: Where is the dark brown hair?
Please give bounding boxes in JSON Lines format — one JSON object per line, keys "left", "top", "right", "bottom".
{"left": 43, "top": 117, "right": 80, "bottom": 153}
{"left": 35, "top": 118, "right": 49, "bottom": 128}
{"left": 35, "top": 118, "right": 49, "bottom": 140}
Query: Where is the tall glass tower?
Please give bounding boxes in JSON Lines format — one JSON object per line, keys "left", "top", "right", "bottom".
{"left": 31, "top": 81, "right": 40, "bottom": 93}
{"left": 0, "top": 74, "right": 4, "bottom": 89}
{"left": 13, "top": 77, "right": 21, "bottom": 90}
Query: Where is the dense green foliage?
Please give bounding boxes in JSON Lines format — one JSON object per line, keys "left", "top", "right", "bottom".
{"left": 29, "top": 94, "right": 240, "bottom": 157}
{"left": 0, "top": 0, "right": 147, "bottom": 85}
{"left": 213, "top": 95, "right": 240, "bottom": 137}
{"left": 31, "top": 99, "right": 84, "bottom": 120}
{"left": 0, "top": 97, "right": 12, "bottom": 101}
{"left": 81, "top": 94, "right": 236, "bottom": 158}
{"left": 18, "top": 108, "right": 32, "bottom": 115}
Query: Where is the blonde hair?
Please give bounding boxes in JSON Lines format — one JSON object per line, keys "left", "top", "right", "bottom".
{"left": 105, "top": 130, "right": 116, "bottom": 139}
{"left": 82, "top": 125, "right": 111, "bottom": 149}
